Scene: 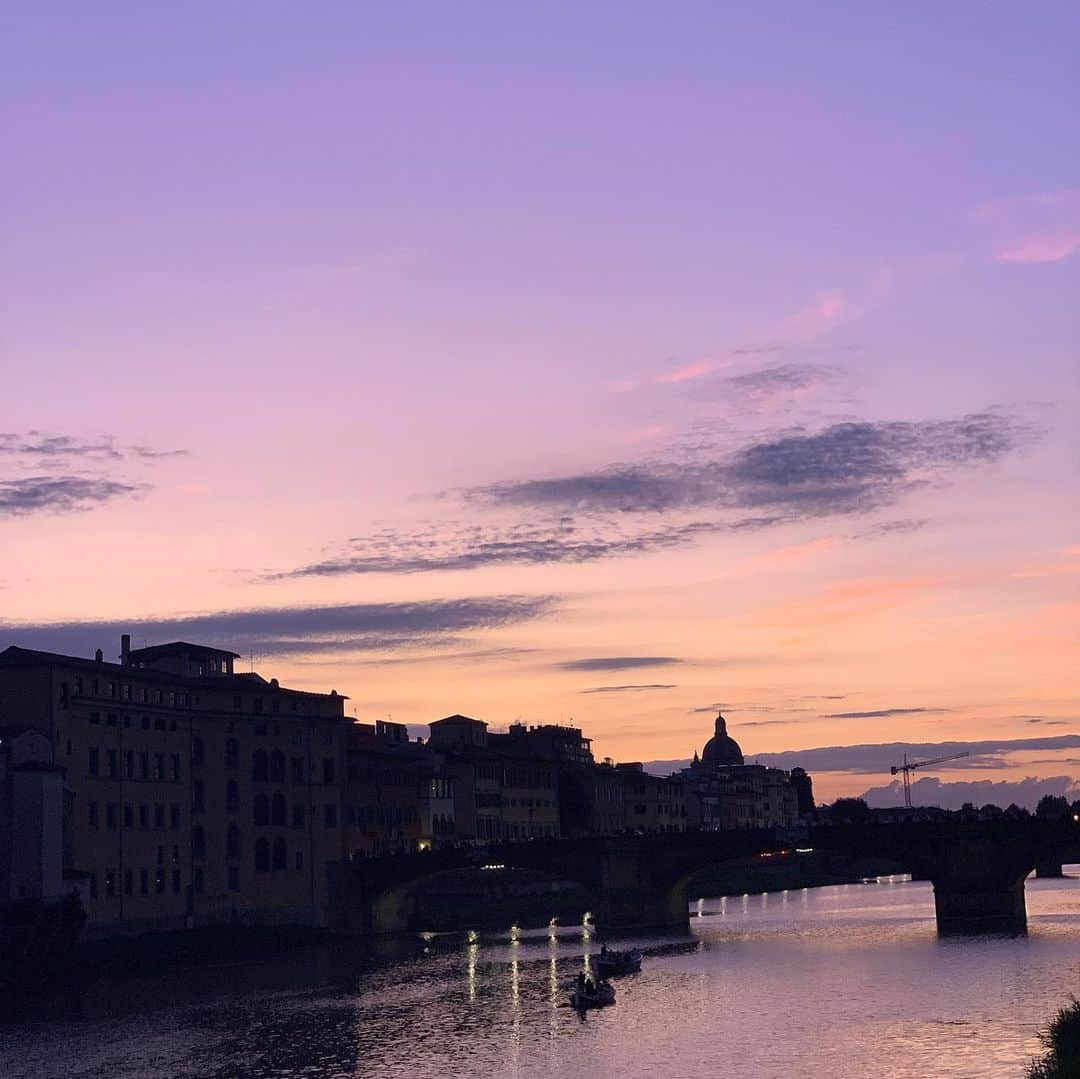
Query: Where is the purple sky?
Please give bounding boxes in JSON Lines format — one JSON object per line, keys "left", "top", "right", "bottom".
{"left": 2, "top": 4, "right": 1078, "bottom": 805}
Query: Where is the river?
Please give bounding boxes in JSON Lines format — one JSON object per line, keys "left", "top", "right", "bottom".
{"left": 4, "top": 871, "right": 1079, "bottom": 1079}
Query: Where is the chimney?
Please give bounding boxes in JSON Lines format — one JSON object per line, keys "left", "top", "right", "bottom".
{"left": 94, "top": 648, "right": 103, "bottom": 663}
{"left": 121, "top": 634, "right": 131, "bottom": 666}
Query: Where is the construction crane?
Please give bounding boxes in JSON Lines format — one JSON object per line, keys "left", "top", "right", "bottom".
{"left": 890, "top": 751, "right": 970, "bottom": 808}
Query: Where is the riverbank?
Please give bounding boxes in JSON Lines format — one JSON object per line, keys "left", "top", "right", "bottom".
{"left": 1027, "top": 999, "right": 1080, "bottom": 1078}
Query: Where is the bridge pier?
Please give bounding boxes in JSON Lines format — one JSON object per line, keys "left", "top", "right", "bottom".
{"left": 932, "top": 877, "right": 1027, "bottom": 935}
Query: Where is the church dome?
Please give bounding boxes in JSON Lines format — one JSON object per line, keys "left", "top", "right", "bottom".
{"left": 700, "top": 711, "right": 744, "bottom": 768}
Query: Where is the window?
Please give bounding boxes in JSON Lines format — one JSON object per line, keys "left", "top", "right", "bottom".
{"left": 228, "top": 865, "right": 240, "bottom": 892}
{"left": 155, "top": 868, "right": 165, "bottom": 895}
{"left": 89, "top": 873, "right": 97, "bottom": 899}
{"left": 141, "top": 716, "right": 150, "bottom": 731}
{"left": 193, "top": 868, "right": 204, "bottom": 894}
{"left": 295, "top": 850, "right": 304, "bottom": 871}
{"left": 140, "top": 751, "right": 149, "bottom": 779}
{"left": 324, "top": 804, "right": 338, "bottom": 828}
{"left": 270, "top": 749, "right": 285, "bottom": 783}
{"left": 88, "top": 800, "right": 98, "bottom": 829}
{"left": 192, "top": 737, "right": 204, "bottom": 767}
{"left": 271, "top": 792, "right": 287, "bottom": 827}
{"left": 89, "top": 711, "right": 100, "bottom": 725}
{"left": 225, "top": 738, "right": 239, "bottom": 769}
{"left": 272, "top": 838, "right": 286, "bottom": 871}
{"left": 170, "top": 804, "right": 181, "bottom": 830}
{"left": 105, "top": 870, "right": 116, "bottom": 898}
{"left": 124, "top": 869, "right": 133, "bottom": 896}
{"left": 105, "top": 803, "right": 117, "bottom": 830}
{"left": 227, "top": 823, "right": 241, "bottom": 859}
{"left": 253, "top": 793, "right": 269, "bottom": 826}
{"left": 226, "top": 779, "right": 239, "bottom": 812}
{"left": 126, "top": 751, "right": 135, "bottom": 779}
{"left": 139, "top": 803, "right": 149, "bottom": 829}
{"left": 292, "top": 804, "right": 305, "bottom": 828}
{"left": 106, "top": 712, "right": 117, "bottom": 727}
{"left": 255, "top": 839, "right": 270, "bottom": 872}
{"left": 172, "top": 868, "right": 181, "bottom": 895}
{"left": 107, "top": 750, "right": 117, "bottom": 777}
{"left": 291, "top": 757, "right": 305, "bottom": 784}
{"left": 252, "top": 749, "right": 268, "bottom": 782}
{"left": 170, "top": 753, "right": 181, "bottom": 781}
{"left": 124, "top": 803, "right": 133, "bottom": 829}
{"left": 323, "top": 758, "right": 336, "bottom": 784}
{"left": 193, "top": 780, "right": 204, "bottom": 813}
{"left": 88, "top": 747, "right": 99, "bottom": 776}
{"left": 140, "top": 868, "right": 148, "bottom": 895}
{"left": 153, "top": 752, "right": 164, "bottom": 780}
{"left": 154, "top": 804, "right": 165, "bottom": 830}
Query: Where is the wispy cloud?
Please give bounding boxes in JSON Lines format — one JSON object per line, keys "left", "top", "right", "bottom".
{"left": 556, "top": 656, "right": 682, "bottom": 672}
{"left": 0, "top": 432, "right": 186, "bottom": 463}
{"left": 0, "top": 432, "right": 186, "bottom": 518}
{"left": 581, "top": 683, "right": 678, "bottom": 694}
{"left": 473, "top": 411, "right": 1028, "bottom": 519}
{"left": 270, "top": 519, "right": 730, "bottom": 579}
{"left": 1, "top": 595, "right": 556, "bottom": 660}
{"left": 0, "top": 476, "right": 144, "bottom": 517}
{"left": 820, "top": 707, "right": 951, "bottom": 720}
{"left": 752, "top": 734, "right": 1080, "bottom": 775}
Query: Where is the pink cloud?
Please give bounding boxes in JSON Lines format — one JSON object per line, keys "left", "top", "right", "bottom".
{"left": 974, "top": 191, "right": 1080, "bottom": 264}
{"left": 654, "top": 358, "right": 716, "bottom": 384}
{"left": 997, "top": 231, "right": 1080, "bottom": 264}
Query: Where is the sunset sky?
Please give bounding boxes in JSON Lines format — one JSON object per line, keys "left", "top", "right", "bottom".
{"left": 2, "top": 4, "right": 1077, "bottom": 805}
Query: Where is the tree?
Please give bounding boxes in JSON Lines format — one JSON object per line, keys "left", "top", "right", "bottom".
{"left": 829, "top": 797, "right": 871, "bottom": 823}
{"left": 1036, "top": 795, "right": 1071, "bottom": 821}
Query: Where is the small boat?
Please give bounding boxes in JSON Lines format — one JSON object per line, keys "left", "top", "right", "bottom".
{"left": 569, "top": 976, "right": 616, "bottom": 1010}
{"left": 595, "top": 947, "right": 642, "bottom": 978}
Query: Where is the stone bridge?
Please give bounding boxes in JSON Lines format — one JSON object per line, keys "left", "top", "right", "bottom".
{"left": 327, "top": 818, "right": 1080, "bottom": 937}
{"left": 328, "top": 829, "right": 784, "bottom": 936}
{"left": 809, "top": 817, "right": 1080, "bottom": 934}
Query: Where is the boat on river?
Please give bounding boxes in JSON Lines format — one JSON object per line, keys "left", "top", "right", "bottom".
{"left": 596, "top": 946, "right": 642, "bottom": 978}
{"left": 569, "top": 975, "right": 616, "bottom": 1010}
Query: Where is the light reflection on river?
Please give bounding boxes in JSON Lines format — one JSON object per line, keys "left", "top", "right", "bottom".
{"left": 4, "top": 871, "right": 1080, "bottom": 1079}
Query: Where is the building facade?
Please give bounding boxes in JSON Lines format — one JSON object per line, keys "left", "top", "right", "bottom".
{"left": 0, "top": 639, "right": 349, "bottom": 937}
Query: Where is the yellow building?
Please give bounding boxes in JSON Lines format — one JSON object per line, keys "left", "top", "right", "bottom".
{"left": 0, "top": 638, "right": 348, "bottom": 938}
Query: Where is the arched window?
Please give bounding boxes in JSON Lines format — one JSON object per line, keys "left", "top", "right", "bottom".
{"left": 271, "top": 792, "right": 286, "bottom": 827}
{"left": 192, "top": 736, "right": 204, "bottom": 767}
{"left": 253, "top": 749, "right": 268, "bottom": 782}
{"left": 225, "top": 738, "right": 239, "bottom": 769}
{"left": 270, "top": 749, "right": 285, "bottom": 783}
{"left": 254, "top": 793, "right": 269, "bottom": 826}
{"left": 226, "top": 823, "right": 241, "bottom": 859}
{"left": 255, "top": 838, "right": 270, "bottom": 872}
{"left": 272, "top": 838, "right": 287, "bottom": 871}
{"left": 192, "top": 825, "right": 206, "bottom": 859}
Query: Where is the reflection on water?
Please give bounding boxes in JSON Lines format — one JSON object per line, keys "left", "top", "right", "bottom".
{"left": 4, "top": 872, "right": 1080, "bottom": 1079}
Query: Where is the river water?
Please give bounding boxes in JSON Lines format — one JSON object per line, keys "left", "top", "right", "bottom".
{"left": 4, "top": 871, "right": 1080, "bottom": 1079}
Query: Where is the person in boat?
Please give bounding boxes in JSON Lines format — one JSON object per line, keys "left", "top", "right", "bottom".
{"left": 600, "top": 944, "right": 608, "bottom": 957}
